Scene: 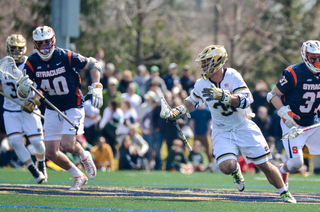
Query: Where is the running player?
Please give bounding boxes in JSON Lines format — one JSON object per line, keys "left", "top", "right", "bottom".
{"left": 16, "top": 26, "right": 103, "bottom": 190}
{"left": 1, "top": 34, "right": 46, "bottom": 183}
{"left": 268, "top": 40, "right": 320, "bottom": 189}
{"left": 168, "top": 45, "right": 296, "bottom": 203}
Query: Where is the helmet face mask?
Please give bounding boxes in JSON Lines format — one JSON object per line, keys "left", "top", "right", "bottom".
{"left": 32, "top": 26, "right": 56, "bottom": 60}
{"left": 301, "top": 40, "right": 320, "bottom": 73}
{"left": 195, "top": 45, "right": 228, "bottom": 80}
{"left": 6, "top": 34, "right": 27, "bottom": 63}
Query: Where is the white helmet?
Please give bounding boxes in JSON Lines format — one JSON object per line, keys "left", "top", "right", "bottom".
{"left": 301, "top": 40, "right": 320, "bottom": 73}
{"left": 32, "top": 26, "right": 56, "bottom": 60}
{"left": 195, "top": 45, "right": 228, "bottom": 80}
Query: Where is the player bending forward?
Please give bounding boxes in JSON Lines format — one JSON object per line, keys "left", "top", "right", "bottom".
{"left": 1, "top": 34, "right": 47, "bottom": 183}
{"left": 268, "top": 40, "right": 320, "bottom": 189}
{"left": 168, "top": 45, "right": 296, "bottom": 203}
{"left": 16, "top": 26, "right": 103, "bottom": 190}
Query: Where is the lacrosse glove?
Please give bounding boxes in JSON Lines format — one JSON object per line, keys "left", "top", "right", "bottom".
{"left": 87, "top": 82, "right": 103, "bottom": 109}
{"left": 278, "top": 105, "right": 300, "bottom": 128}
{"left": 202, "top": 84, "right": 232, "bottom": 105}
{"left": 22, "top": 99, "right": 40, "bottom": 114}
{"left": 169, "top": 104, "right": 189, "bottom": 120}
{"left": 17, "top": 75, "right": 33, "bottom": 100}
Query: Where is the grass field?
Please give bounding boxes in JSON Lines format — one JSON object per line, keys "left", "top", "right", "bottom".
{"left": 0, "top": 168, "right": 320, "bottom": 212}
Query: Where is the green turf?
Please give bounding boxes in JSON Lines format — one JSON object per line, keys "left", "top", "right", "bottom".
{"left": 0, "top": 168, "right": 320, "bottom": 212}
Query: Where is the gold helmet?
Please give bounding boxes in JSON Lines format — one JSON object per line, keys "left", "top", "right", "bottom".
{"left": 195, "top": 45, "right": 228, "bottom": 80}
{"left": 6, "top": 34, "right": 27, "bottom": 63}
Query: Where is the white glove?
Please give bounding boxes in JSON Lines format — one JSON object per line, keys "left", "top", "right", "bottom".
{"left": 17, "top": 75, "right": 33, "bottom": 100}
{"left": 202, "top": 84, "right": 232, "bottom": 105}
{"left": 87, "top": 82, "right": 103, "bottom": 109}
{"left": 278, "top": 105, "right": 300, "bottom": 128}
{"left": 169, "top": 104, "right": 190, "bottom": 120}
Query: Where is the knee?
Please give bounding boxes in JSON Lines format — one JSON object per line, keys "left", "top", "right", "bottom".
{"left": 8, "top": 135, "right": 23, "bottom": 149}
{"left": 287, "top": 157, "right": 304, "bottom": 173}
{"left": 28, "top": 137, "right": 45, "bottom": 155}
{"left": 219, "top": 160, "right": 237, "bottom": 175}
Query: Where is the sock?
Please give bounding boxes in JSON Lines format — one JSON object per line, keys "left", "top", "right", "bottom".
{"left": 37, "top": 157, "right": 45, "bottom": 162}
{"left": 28, "top": 164, "right": 40, "bottom": 178}
{"left": 25, "top": 162, "right": 33, "bottom": 168}
{"left": 67, "top": 164, "right": 83, "bottom": 177}
{"left": 231, "top": 163, "right": 239, "bottom": 175}
{"left": 280, "top": 166, "right": 287, "bottom": 174}
{"left": 80, "top": 150, "right": 88, "bottom": 160}
{"left": 277, "top": 186, "right": 287, "bottom": 195}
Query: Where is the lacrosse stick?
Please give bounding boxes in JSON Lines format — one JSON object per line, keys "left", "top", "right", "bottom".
{"left": 282, "top": 123, "right": 320, "bottom": 139}
{"left": 0, "top": 90, "right": 44, "bottom": 119}
{"left": 160, "top": 97, "right": 192, "bottom": 151}
{"left": 0, "top": 56, "right": 78, "bottom": 130}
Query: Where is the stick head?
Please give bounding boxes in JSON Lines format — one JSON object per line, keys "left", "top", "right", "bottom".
{"left": 160, "top": 97, "right": 172, "bottom": 119}
{"left": 0, "top": 56, "right": 23, "bottom": 80}
{"left": 282, "top": 126, "right": 304, "bottom": 139}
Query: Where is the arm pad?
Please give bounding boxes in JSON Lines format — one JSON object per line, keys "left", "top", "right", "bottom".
{"left": 87, "top": 57, "right": 102, "bottom": 72}
{"left": 266, "top": 91, "right": 278, "bottom": 103}
{"left": 237, "top": 94, "right": 250, "bottom": 109}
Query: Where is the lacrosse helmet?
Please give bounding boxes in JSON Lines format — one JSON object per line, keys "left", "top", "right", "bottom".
{"left": 301, "top": 40, "right": 320, "bottom": 73}
{"left": 195, "top": 45, "right": 228, "bottom": 80}
{"left": 32, "top": 26, "right": 56, "bottom": 60}
{"left": 6, "top": 34, "right": 27, "bottom": 63}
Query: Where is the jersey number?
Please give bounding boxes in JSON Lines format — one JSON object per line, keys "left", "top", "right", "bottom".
{"left": 213, "top": 102, "right": 237, "bottom": 116}
{"left": 40, "top": 76, "right": 69, "bottom": 96}
{"left": 300, "top": 92, "right": 320, "bottom": 113}
{"left": 6, "top": 82, "right": 18, "bottom": 98}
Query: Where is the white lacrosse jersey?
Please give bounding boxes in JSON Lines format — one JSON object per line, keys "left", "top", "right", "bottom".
{"left": 189, "top": 68, "right": 254, "bottom": 131}
{"left": 0, "top": 56, "right": 29, "bottom": 111}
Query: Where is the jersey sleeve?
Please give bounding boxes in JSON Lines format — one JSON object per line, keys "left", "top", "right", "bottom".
{"left": 24, "top": 59, "right": 36, "bottom": 81}
{"left": 69, "top": 51, "right": 88, "bottom": 70}
{"left": 187, "top": 79, "right": 204, "bottom": 107}
{"left": 275, "top": 68, "right": 295, "bottom": 95}
{"left": 231, "top": 71, "right": 253, "bottom": 104}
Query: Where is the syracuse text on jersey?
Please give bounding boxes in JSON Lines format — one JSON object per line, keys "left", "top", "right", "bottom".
{"left": 35, "top": 66, "right": 66, "bottom": 78}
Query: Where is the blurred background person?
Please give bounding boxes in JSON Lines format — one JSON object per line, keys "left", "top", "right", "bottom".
{"left": 251, "top": 79, "right": 269, "bottom": 115}
{"left": 134, "top": 64, "right": 150, "bottom": 98}
{"left": 180, "top": 65, "right": 194, "bottom": 95}
{"left": 147, "top": 65, "right": 167, "bottom": 93}
{"left": 118, "top": 135, "right": 142, "bottom": 170}
{"left": 100, "top": 77, "right": 121, "bottom": 116}
{"left": 83, "top": 99, "right": 101, "bottom": 146}
{"left": 99, "top": 100, "right": 124, "bottom": 156}
{"left": 121, "top": 82, "right": 142, "bottom": 112}
{"left": 118, "top": 70, "right": 140, "bottom": 95}
{"left": 188, "top": 140, "right": 208, "bottom": 172}
{"left": 252, "top": 106, "right": 272, "bottom": 139}
{"left": 101, "top": 63, "right": 115, "bottom": 89}
{"left": 163, "top": 63, "right": 180, "bottom": 91}
{"left": 91, "top": 136, "right": 115, "bottom": 172}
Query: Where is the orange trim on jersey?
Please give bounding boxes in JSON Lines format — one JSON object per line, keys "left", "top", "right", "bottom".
{"left": 286, "top": 67, "right": 297, "bottom": 86}
{"left": 77, "top": 73, "right": 82, "bottom": 105}
{"left": 26, "top": 61, "right": 34, "bottom": 74}
{"left": 68, "top": 50, "right": 72, "bottom": 66}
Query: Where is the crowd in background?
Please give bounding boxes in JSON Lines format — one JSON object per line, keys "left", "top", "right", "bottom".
{"left": 0, "top": 47, "right": 318, "bottom": 175}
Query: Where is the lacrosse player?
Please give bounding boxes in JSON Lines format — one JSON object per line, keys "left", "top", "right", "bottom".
{"left": 16, "top": 26, "right": 103, "bottom": 190}
{"left": 168, "top": 45, "right": 296, "bottom": 203}
{"left": 268, "top": 40, "right": 320, "bottom": 189}
{"left": 0, "top": 34, "right": 46, "bottom": 184}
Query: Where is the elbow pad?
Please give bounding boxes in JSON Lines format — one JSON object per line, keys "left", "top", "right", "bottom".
{"left": 237, "top": 94, "right": 250, "bottom": 109}
{"left": 88, "top": 57, "right": 102, "bottom": 72}
{"left": 266, "top": 91, "right": 278, "bottom": 103}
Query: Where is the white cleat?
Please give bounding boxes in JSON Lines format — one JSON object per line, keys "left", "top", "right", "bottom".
{"left": 69, "top": 174, "right": 88, "bottom": 191}
{"left": 36, "top": 171, "right": 47, "bottom": 184}
{"left": 281, "top": 191, "right": 297, "bottom": 203}
{"left": 81, "top": 151, "right": 97, "bottom": 180}
{"left": 36, "top": 160, "right": 48, "bottom": 183}
{"left": 232, "top": 163, "right": 245, "bottom": 192}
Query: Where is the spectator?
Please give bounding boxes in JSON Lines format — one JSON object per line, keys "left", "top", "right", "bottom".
{"left": 120, "top": 82, "right": 142, "bottom": 112}
{"left": 114, "top": 70, "right": 123, "bottom": 82}
{"left": 180, "top": 65, "right": 194, "bottom": 94}
{"left": 137, "top": 90, "right": 157, "bottom": 123}
{"left": 118, "top": 135, "right": 142, "bottom": 170}
{"left": 118, "top": 70, "right": 140, "bottom": 95}
{"left": 134, "top": 65, "right": 150, "bottom": 97}
{"left": 91, "top": 136, "right": 115, "bottom": 172}
{"left": 188, "top": 140, "right": 207, "bottom": 172}
{"left": 99, "top": 100, "right": 124, "bottom": 156}
{"left": 83, "top": 99, "right": 101, "bottom": 145}
{"left": 116, "top": 99, "right": 138, "bottom": 144}
{"left": 189, "top": 102, "right": 213, "bottom": 163}
{"left": 146, "top": 65, "right": 167, "bottom": 93}
{"left": 149, "top": 80, "right": 164, "bottom": 100}
{"left": 252, "top": 106, "right": 272, "bottom": 138}
{"left": 101, "top": 63, "right": 115, "bottom": 89}
{"left": 166, "top": 139, "right": 193, "bottom": 173}
{"left": 251, "top": 80, "right": 269, "bottom": 114}
{"left": 163, "top": 63, "right": 180, "bottom": 91}
{"left": 100, "top": 77, "right": 122, "bottom": 116}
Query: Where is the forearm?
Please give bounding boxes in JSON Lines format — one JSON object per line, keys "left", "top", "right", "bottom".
{"left": 90, "top": 69, "right": 100, "bottom": 84}
{"left": 184, "top": 100, "right": 195, "bottom": 113}
{"left": 270, "top": 96, "right": 284, "bottom": 110}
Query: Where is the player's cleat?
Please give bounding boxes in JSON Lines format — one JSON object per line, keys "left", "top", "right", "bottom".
{"left": 81, "top": 151, "right": 97, "bottom": 180}
{"left": 36, "top": 171, "right": 46, "bottom": 184}
{"left": 280, "top": 191, "right": 297, "bottom": 203}
{"left": 69, "top": 174, "right": 88, "bottom": 191}
{"left": 231, "top": 163, "right": 245, "bottom": 192}
{"left": 279, "top": 164, "right": 290, "bottom": 188}
{"left": 36, "top": 160, "right": 48, "bottom": 183}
